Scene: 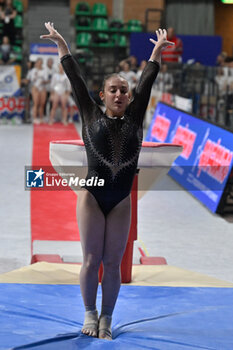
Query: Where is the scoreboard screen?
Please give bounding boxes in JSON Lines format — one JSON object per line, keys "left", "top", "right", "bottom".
{"left": 146, "top": 102, "right": 233, "bottom": 213}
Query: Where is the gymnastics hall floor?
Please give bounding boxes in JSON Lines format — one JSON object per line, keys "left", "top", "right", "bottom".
{"left": 1, "top": 123, "right": 233, "bottom": 281}
{"left": 0, "top": 262, "right": 233, "bottom": 350}
{"left": 1, "top": 123, "right": 233, "bottom": 349}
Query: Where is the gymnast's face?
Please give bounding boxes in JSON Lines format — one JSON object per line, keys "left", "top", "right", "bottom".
{"left": 100, "top": 76, "right": 130, "bottom": 117}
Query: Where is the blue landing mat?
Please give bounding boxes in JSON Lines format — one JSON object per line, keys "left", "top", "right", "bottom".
{"left": 0, "top": 284, "right": 233, "bottom": 350}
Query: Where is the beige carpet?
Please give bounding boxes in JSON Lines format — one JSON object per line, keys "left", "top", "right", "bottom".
{"left": 0, "top": 262, "right": 233, "bottom": 288}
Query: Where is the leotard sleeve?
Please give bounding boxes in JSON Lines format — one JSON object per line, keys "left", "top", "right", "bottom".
{"left": 61, "top": 54, "right": 96, "bottom": 121}
{"left": 128, "top": 60, "right": 160, "bottom": 126}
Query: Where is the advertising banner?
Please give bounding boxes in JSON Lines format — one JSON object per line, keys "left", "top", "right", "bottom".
{"left": 0, "top": 65, "right": 25, "bottom": 121}
{"left": 146, "top": 102, "right": 233, "bottom": 213}
{"left": 30, "top": 43, "right": 59, "bottom": 64}
{"left": 0, "top": 96, "right": 25, "bottom": 120}
{"left": 0, "top": 65, "right": 21, "bottom": 97}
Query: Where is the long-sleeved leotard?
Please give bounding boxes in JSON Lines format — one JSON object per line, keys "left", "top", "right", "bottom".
{"left": 61, "top": 55, "right": 160, "bottom": 216}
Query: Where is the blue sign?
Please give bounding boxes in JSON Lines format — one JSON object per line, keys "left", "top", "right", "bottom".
{"left": 26, "top": 169, "right": 45, "bottom": 188}
{"left": 30, "top": 43, "right": 58, "bottom": 55}
{"left": 146, "top": 102, "right": 233, "bottom": 213}
{"left": 130, "top": 33, "right": 222, "bottom": 66}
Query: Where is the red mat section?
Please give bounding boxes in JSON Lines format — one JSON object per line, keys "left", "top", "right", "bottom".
{"left": 31, "top": 124, "right": 80, "bottom": 246}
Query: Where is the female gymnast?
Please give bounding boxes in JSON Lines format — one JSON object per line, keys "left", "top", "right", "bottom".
{"left": 49, "top": 64, "right": 71, "bottom": 125}
{"left": 40, "top": 23, "right": 173, "bottom": 340}
{"left": 27, "top": 58, "right": 47, "bottom": 124}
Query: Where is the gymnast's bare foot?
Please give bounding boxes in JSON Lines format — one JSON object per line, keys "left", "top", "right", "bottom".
{"left": 81, "top": 310, "right": 98, "bottom": 337}
{"left": 98, "top": 314, "right": 112, "bottom": 340}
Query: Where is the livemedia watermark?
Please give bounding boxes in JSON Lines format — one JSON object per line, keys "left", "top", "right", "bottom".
{"left": 24, "top": 165, "right": 232, "bottom": 191}
{"left": 25, "top": 166, "right": 104, "bottom": 191}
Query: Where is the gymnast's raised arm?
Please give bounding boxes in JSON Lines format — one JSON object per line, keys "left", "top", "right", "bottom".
{"left": 40, "top": 22, "right": 96, "bottom": 119}
{"left": 130, "top": 29, "right": 174, "bottom": 125}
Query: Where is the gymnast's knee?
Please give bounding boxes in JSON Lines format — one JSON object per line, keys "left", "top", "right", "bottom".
{"left": 82, "top": 254, "right": 102, "bottom": 272}
{"left": 102, "top": 258, "right": 121, "bottom": 273}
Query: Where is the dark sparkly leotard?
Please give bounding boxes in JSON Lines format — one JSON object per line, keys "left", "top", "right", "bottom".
{"left": 61, "top": 55, "right": 160, "bottom": 216}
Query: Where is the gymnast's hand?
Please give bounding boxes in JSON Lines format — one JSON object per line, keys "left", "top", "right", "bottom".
{"left": 40, "top": 22, "right": 65, "bottom": 44}
{"left": 149, "top": 28, "right": 174, "bottom": 64}
{"left": 40, "top": 22, "right": 70, "bottom": 58}
{"left": 150, "top": 29, "right": 174, "bottom": 50}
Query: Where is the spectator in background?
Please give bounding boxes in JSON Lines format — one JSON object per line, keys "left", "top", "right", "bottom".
{"left": 228, "top": 67, "right": 233, "bottom": 89}
{"left": 216, "top": 51, "right": 227, "bottom": 67}
{"left": 68, "top": 93, "right": 79, "bottom": 123}
{"left": 0, "top": 0, "right": 17, "bottom": 44}
{"left": 0, "top": 35, "right": 15, "bottom": 64}
{"left": 127, "top": 55, "right": 138, "bottom": 73}
{"left": 119, "top": 55, "right": 138, "bottom": 73}
{"left": 21, "top": 59, "right": 34, "bottom": 87}
{"left": 119, "top": 61, "right": 137, "bottom": 92}
{"left": 0, "top": 0, "right": 5, "bottom": 11}
{"left": 44, "top": 57, "right": 56, "bottom": 116}
{"left": 20, "top": 59, "right": 34, "bottom": 122}
{"left": 27, "top": 58, "right": 48, "bottom": 124}
{"left": 153, "top": 63, "right": 174, "bottom": 92}
{"left": 0, "top": 0, "right": 4, "bottom": 17}
{"left": 49, "top": 64, "right": 71, "bottom": 125}
{"left": 216, "top": 52, "right": 233, "bottom": 77}
{"left": 225, "top": 68, "right": 233, "bottom": 126}
{"left": 224, "top": 56, "right": 233, "bottom": 75}
{"left": 215, "top": 67, "right": 228, "bottom": 96}
{"left": 161, "top": 27, "right": 183, "bottom": 63}
{"left": 136, "top": 60, "right": 147, "bottom": 80}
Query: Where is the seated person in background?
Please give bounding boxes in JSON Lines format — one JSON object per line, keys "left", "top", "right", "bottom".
{"left": 161, "top": 27, "right": 183, "bottom": 63}
{"left": 0, "top": 35, "right": 15, "bottom": 64}
{"left": 0, "top": 0, "right": 17, "bottom": 44}
{"left": 49, "top": 64, "right": 71, "bottom": 125}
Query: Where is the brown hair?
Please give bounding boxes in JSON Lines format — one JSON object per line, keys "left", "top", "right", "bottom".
{"left": 101, "top": 73, "right": 128, "bottom": 92}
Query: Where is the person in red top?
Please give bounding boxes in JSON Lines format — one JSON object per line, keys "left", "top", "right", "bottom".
{"left": 161, "top": 27, "right": 183, "bottom": 63}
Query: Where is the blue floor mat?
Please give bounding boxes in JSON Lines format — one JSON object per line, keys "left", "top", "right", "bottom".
{"left": 0, "top": 284, "right": 233, "bottom": 349}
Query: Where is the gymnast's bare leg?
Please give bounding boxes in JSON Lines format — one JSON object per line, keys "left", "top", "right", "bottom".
{"left": 77, "top": 190, "right": 131, "bottom": 339}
